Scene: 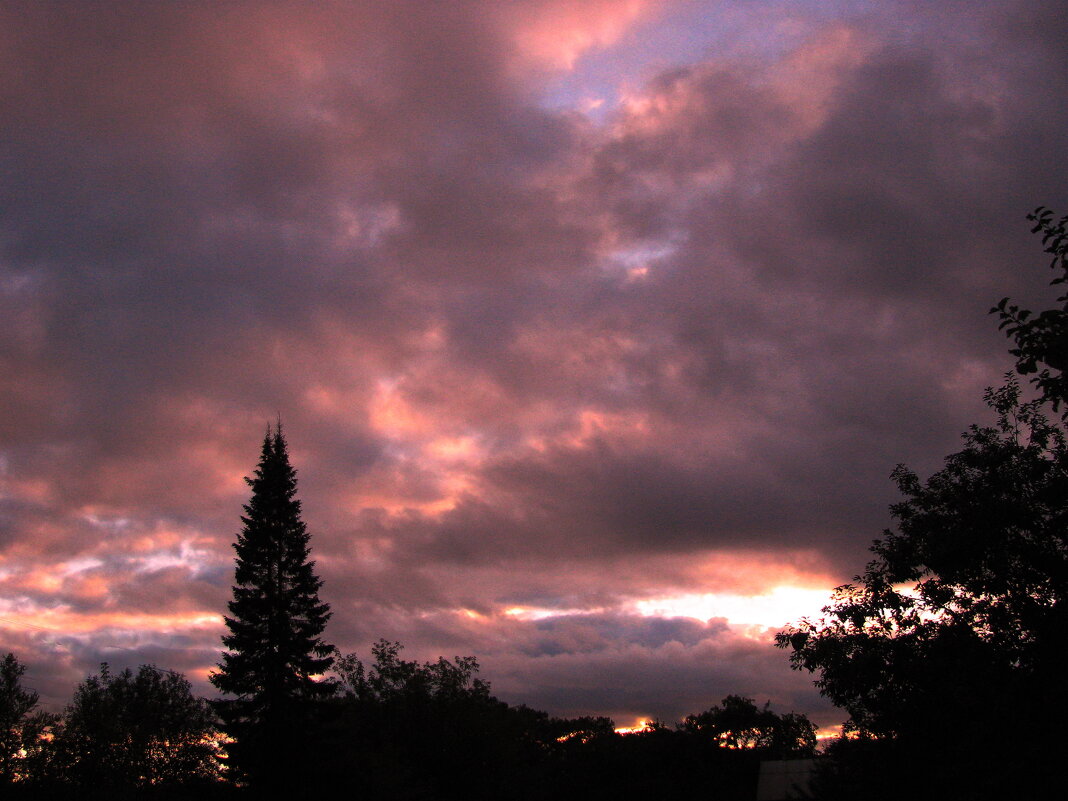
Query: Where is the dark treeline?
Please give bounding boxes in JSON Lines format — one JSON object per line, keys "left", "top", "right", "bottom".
{"left": 4, "top": 208, "right": 1067, "bottom": 800}
{"left": 0, "top": 645, "right": 815, "bottom": 800}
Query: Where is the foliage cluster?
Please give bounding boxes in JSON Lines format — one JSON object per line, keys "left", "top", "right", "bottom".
{"left": 776, "top": 208, "right": 1068, "bottom": 798}
{"left": 992, "top": 207, "right": 1068, "bottom": 414}
{"left": 0, "top": 653, "right": 53, "bottom": 785}
{"left": 1, "top": 659, "right": 222, "bottom": 800}
{"left": 680, "top": 693, "right": 817, "bottom": 755}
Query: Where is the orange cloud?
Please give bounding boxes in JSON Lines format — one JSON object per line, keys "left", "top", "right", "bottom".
{"left": 0, "top": 607, "right": 222, "bottom": 636}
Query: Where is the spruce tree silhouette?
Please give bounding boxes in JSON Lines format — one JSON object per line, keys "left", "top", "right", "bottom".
{"left": 211, "top": 423, "right": 334, "bottom": 790}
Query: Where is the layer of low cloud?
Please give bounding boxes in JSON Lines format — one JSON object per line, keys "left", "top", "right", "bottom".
{"left": 1, "top": 0, "right": 1066, "bottom": 726}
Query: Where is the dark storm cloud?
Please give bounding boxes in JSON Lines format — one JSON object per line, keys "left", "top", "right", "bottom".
{"left": 1, "top": 0, "right": 1066, "bottom": 725}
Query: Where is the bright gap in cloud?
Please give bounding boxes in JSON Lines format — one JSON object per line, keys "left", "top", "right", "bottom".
{"left": 58, "top": 557, "right": 105, "bottom": 577}
{"left": 604, "top": 239, "right": 678, "bottom": 282}
{"left": 497, "top": 585, "right": 832, "bottom": 630}
{"left": 503, "top": 606, "right": 604, "bottom": 622}
{"left": 633, "top": 586, "right": 833, "bottom": 629}
{"left": 133, "top": 540, "right": 223, "bottom": 573}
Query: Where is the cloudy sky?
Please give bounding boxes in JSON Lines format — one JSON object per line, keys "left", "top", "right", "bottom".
{"left": 1, "top": 0, "right": 1066, "bottom": 731}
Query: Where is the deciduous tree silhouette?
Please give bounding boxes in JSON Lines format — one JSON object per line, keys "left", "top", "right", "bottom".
{"left": 334, "top": 639, "right": 491, "bottom": 704}
{"left": 326, "top": 640, "right": 531, "bottom": 800}
{"left": 993, "top": 206, "right": 1068, "bottom": 414}
{"left": 778, "top": 212, "right": 1068, "bottom": 798}
{"left": 680, "top": 694, "right": 816, "bottom": 757}
{"left": 211, "top": 424, "right": 333, "bottom": 789}
{"left": 777, "top": 377, "right": 1068, "bottom": 729}
{"left": 43, "top": 664, "right": 219, "bottom": 793}
{"left": 778, "top": 378, "right": 1068, "bottom": 798}
{"left": 0, "top": 653, "right": 53, "bottom": 785}
{"left": 324, "top": 640, "right": 818, "bottom": 801}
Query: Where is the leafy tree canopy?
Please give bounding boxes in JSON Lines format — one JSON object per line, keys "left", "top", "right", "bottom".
{"left": 44, "top": 663, "right": 219, "bottom": 792}
{"left": 777, "top": 211, "right": 1068, "bottom": 797}
{"left": 327, "top": 640, "right": 817, "bottom": 800}
{"left": 334, "top": 639, "right": 490, "bottom": 704}
{"left": 0, "top": 653, "right": 53, "bottom": 785}
{"left": 325, "top": 640, "right": 536, "bottom": 800}
{"left": 680, "top": 694, "right": 816, "bottom": 757}
{"left": 777, "top": 376, "right": 1068, "bottom": 738}
{"left": 993, "top": 206, "right": 1068, "bottom": 414}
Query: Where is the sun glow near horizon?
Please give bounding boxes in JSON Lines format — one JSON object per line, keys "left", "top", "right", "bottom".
{"left": 633, "top": 585, "right": 834, "bottom": 629}
{"left": 494, "top": 584, "right": 833, "bottom": 631}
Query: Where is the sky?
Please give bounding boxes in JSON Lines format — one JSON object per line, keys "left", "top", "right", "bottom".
{"left": 1, "top": 0, "right": 1066, "bottom": 732}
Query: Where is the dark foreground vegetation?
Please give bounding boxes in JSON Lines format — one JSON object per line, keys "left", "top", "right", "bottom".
{"left": 777, "top": 207, "right": 1068, "bottom": 799}
{"left": 1, "top": 645, "right": 815, "bottom": 800}
{"left": 3, "top": 208, "right": 1066, "bottom": 799}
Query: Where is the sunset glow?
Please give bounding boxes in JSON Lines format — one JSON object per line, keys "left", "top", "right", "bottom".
{"left": 0, "top": 607, "right": 222, "bottom": 636}
{"left": 634, "top": 586, "right": 834, "bottom": 629}
{"left": 614, "top": 719, "right": 654, "bottom": 735}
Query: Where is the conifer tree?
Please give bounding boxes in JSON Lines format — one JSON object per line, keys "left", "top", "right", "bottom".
{"left": 211, "top": 423, "right": 334, "bottom": 787}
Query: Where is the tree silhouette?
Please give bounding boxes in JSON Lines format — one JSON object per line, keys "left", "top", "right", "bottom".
{"left": 333, "top": 639, "right": 491, "bottom": 704}
{"left": 0, "top": 653, "right": 53, "bottom": 785}
{"left": 777, "top": 212, "right": 1068, "bottom": 798}
{"left": 325, "top": 640, "right": 533, "bottom": 800}
{"left": 777, "top": 376, "right": 1068, "bottom": 725}
{"left": 322, "top": 640, "right": 819, "bottom": 800}
{"left": 680, "top": 695, "right": 816, "bottom": 757}
{"left": 42, "top": 663, "right": 218, "bottom": 793}
{"left": 992, "top": 206, "right": 1068, "bottom": 414}
{"left": 778, "top": 377, "right": 1068, "bottom": 797}
{"left": 211, "top": 424, "right": 334, "bottom": 789}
